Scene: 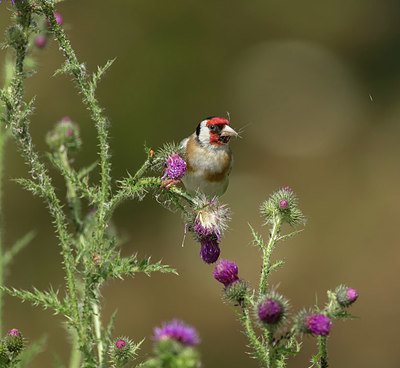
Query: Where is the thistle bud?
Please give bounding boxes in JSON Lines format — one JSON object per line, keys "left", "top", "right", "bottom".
{"left": 109, "top": 337, "right": 137, "bottom": 367}
{"left": 46, "top": 117, "right": 82, "bottom": 154}
{"left": 5, "top": 329, "right": 24, "bottom": 354}
{"left": 260, "top": 187, "right": 305, "bottom": 226}
{"left": 335, "top": 285, "right": 359, "bottom": 307}
{"left": 257, "top": 292, "right": 289, "bottom": 328}
{"left": 200, "top": 237, "right": 220, "bottom": 264}
{"left": 223, "top": 279, "right": 247, "bottom": 303}
{"left": 213, "top": 259, "right": 239, "bottom": 287}
{"left": 34, "top": 35, "right": 47, "bottom": 49}
{"left": 294, "top": 310, "right": 332, "bottom": 336}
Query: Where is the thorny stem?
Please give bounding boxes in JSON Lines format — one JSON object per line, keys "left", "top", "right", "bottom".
{"left": 259, "top": 217, "right": 282, "bottom": 296}
{"left": 241, "top": 306, "right": 270, "bottom": 367}
{"left": 317, "top": 336, "right": 328, "bottom": 368}
{"left": 68, "top": 330, "right": 81, "bottom": 368}
{"left": 58, "top": 146, "right": 83, "bottom": 232}
{"left": 92, "top": 296, "right": 104, "bottom": 365}
{"left": 2, "top": 0, "right": 83, "bottom": 355}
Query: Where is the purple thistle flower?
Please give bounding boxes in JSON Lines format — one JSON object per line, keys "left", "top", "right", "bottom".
{"left": 8, "top": 329, "right": 20, "bottom": 336}
{"left": 115, "top": 339, "right": 126, "bottom": 349}
{"left": 213, "top": 259, "right": 239, "bottom": 286}
{"left": 306, "top": 314, "right": 332, "bottom": 336}
{"left": 281, "top": 186, "right": 293, "bottom": 192}
{"left": 153, "top": 319, "right": 200, "bottom": 346}
{"left": 163, "top": 154, "right": 186, "bottom": 180}
{"left": 258, "top": 299, "right": 283, "bottom": 324}
{"left": 335, "top": 285, "right": 359, "bottom": 307}
{"left": 347, "top": 288, "right": 359, "bottom": 303}
{"left": 66, "top": 129, "right": 75, "bottom": 136}
{"left": 279, "top": 200, "right": 288, "bottom": 208}
{"left": 200, "top": 237, "right": 220, "bottom": 264}
{"left": 34, "top": 35, "right": 47, "bottom": 49}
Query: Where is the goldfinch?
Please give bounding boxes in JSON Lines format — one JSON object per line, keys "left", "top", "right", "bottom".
{"left": 180, "top": 116, "right": 238, "bottom": 197}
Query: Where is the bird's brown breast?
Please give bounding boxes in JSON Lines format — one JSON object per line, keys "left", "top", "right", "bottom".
{"left": 185, "top": 135, "right": 232, "bottom": 182}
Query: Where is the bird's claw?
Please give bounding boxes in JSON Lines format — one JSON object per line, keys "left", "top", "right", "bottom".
{"left": 161, "top": 179, "right": 182, "bottom": 190}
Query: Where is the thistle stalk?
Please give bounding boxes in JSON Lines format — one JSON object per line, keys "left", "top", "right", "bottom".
{"left": 259, "top": 217, "right": 282, "bottom": 296}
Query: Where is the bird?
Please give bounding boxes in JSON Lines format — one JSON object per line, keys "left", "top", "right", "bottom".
{"left": 179, "top": 116, "right": 238, "bottom": 197}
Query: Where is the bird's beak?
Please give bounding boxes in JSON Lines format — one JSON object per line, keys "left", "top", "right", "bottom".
{"left": 220, "top": 125, "right": 238, "bottom": 137}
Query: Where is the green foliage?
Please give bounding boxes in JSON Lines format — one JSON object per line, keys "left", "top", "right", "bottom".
{"left": 0, "top": 2, "right": 190, "bottom": 367}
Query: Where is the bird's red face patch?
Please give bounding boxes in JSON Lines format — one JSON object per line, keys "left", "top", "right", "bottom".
{"left": 207, "top": 117, "right": 230, "bottom": 146}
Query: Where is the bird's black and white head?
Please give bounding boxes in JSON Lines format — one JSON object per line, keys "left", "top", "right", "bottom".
{"left": 195, "top": 117, "right": 238, "bottom": 147}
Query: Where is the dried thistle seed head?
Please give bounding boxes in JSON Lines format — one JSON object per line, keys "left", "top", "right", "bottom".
{"left": 153, "top": 319, "right": 200, "bottom": 346}
{"left": 188, "top": 197, "right": 231, "bottom": 242}
{"left": 260, "top": 186, "right": 305, "bottom": 226}
{"left": 46, "top": 117, "right": 82, "bottom": 154}
{"left": 335, "top": 285, "right": 359, "bottom": 307}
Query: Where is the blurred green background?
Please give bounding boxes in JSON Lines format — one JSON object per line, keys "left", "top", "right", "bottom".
{"left": 1, "top": 0, "right": 399, "bottom": 367}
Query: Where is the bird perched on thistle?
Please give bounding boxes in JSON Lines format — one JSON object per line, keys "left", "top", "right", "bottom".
{"left": 178, "top": 116, "right": 238, "bottom": 197}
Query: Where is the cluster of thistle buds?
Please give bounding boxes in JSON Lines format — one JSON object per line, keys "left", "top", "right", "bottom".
{"left": 34, "top": 12, "right": 63, "bottom": 49}
{"left": 211, "top": 187, "right": 359, "bottom": 344}
{"left": 0, "top": 329, "right": 25, "bottom": 365}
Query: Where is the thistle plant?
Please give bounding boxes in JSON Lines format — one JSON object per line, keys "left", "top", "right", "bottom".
{"left": 211, "top": 188, "right": 359, "bottom": 368}
{"left": 0, "top": 1, "right": 359, "bottom": 367}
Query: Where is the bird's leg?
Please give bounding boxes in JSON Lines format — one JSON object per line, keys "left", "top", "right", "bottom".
{"left": 161, "top": 179, "right": 182, "bottom": 189}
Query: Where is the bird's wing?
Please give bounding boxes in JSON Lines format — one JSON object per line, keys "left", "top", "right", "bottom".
{"left": 180, "top": 137, "right": 189, "bottom": 149}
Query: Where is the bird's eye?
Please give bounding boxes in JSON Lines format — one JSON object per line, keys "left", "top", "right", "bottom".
{"left": 208, "top": 124, "right": 215, "bottom": 131}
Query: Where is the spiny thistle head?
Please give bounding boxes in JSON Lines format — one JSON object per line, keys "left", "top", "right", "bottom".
{"left": 257, "top": 292, "right": 289, "bottom": 328}
{"left": 190, "top": 198, "right": 231, "bottom": 242}
{"left": 163, "top": 154, "right": 186, "bottom": 180}
{"left": 294, "top": 310, "right": 332, "bottom": 336}
{"left": 153, "top": 142, "right": 186, "bottom": 174}
{"left": 223, "top": 279, "right": 247, "bottom": 303}
{"left": 260, "top": 187, "right": 305, "bottom": 226}
{"left": 213, "top": 259, "right": 239, "bottom": 287}
{"left": 46, "top": 117, "right": 82, "bottom": 154}
{"left": 335, "top": 285, "right": 359, "bottom": 307}
{"left": 153, "top": 319, "right": 200, "bottom": 346}
{"left": 109, "top": 337, "right": 139, "bottom": 367}
{"left": 200, "top": 237, "right": 220, "bottom": 264}
{"left": 5, "top": 328, "right": 24, "bottom": 354}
